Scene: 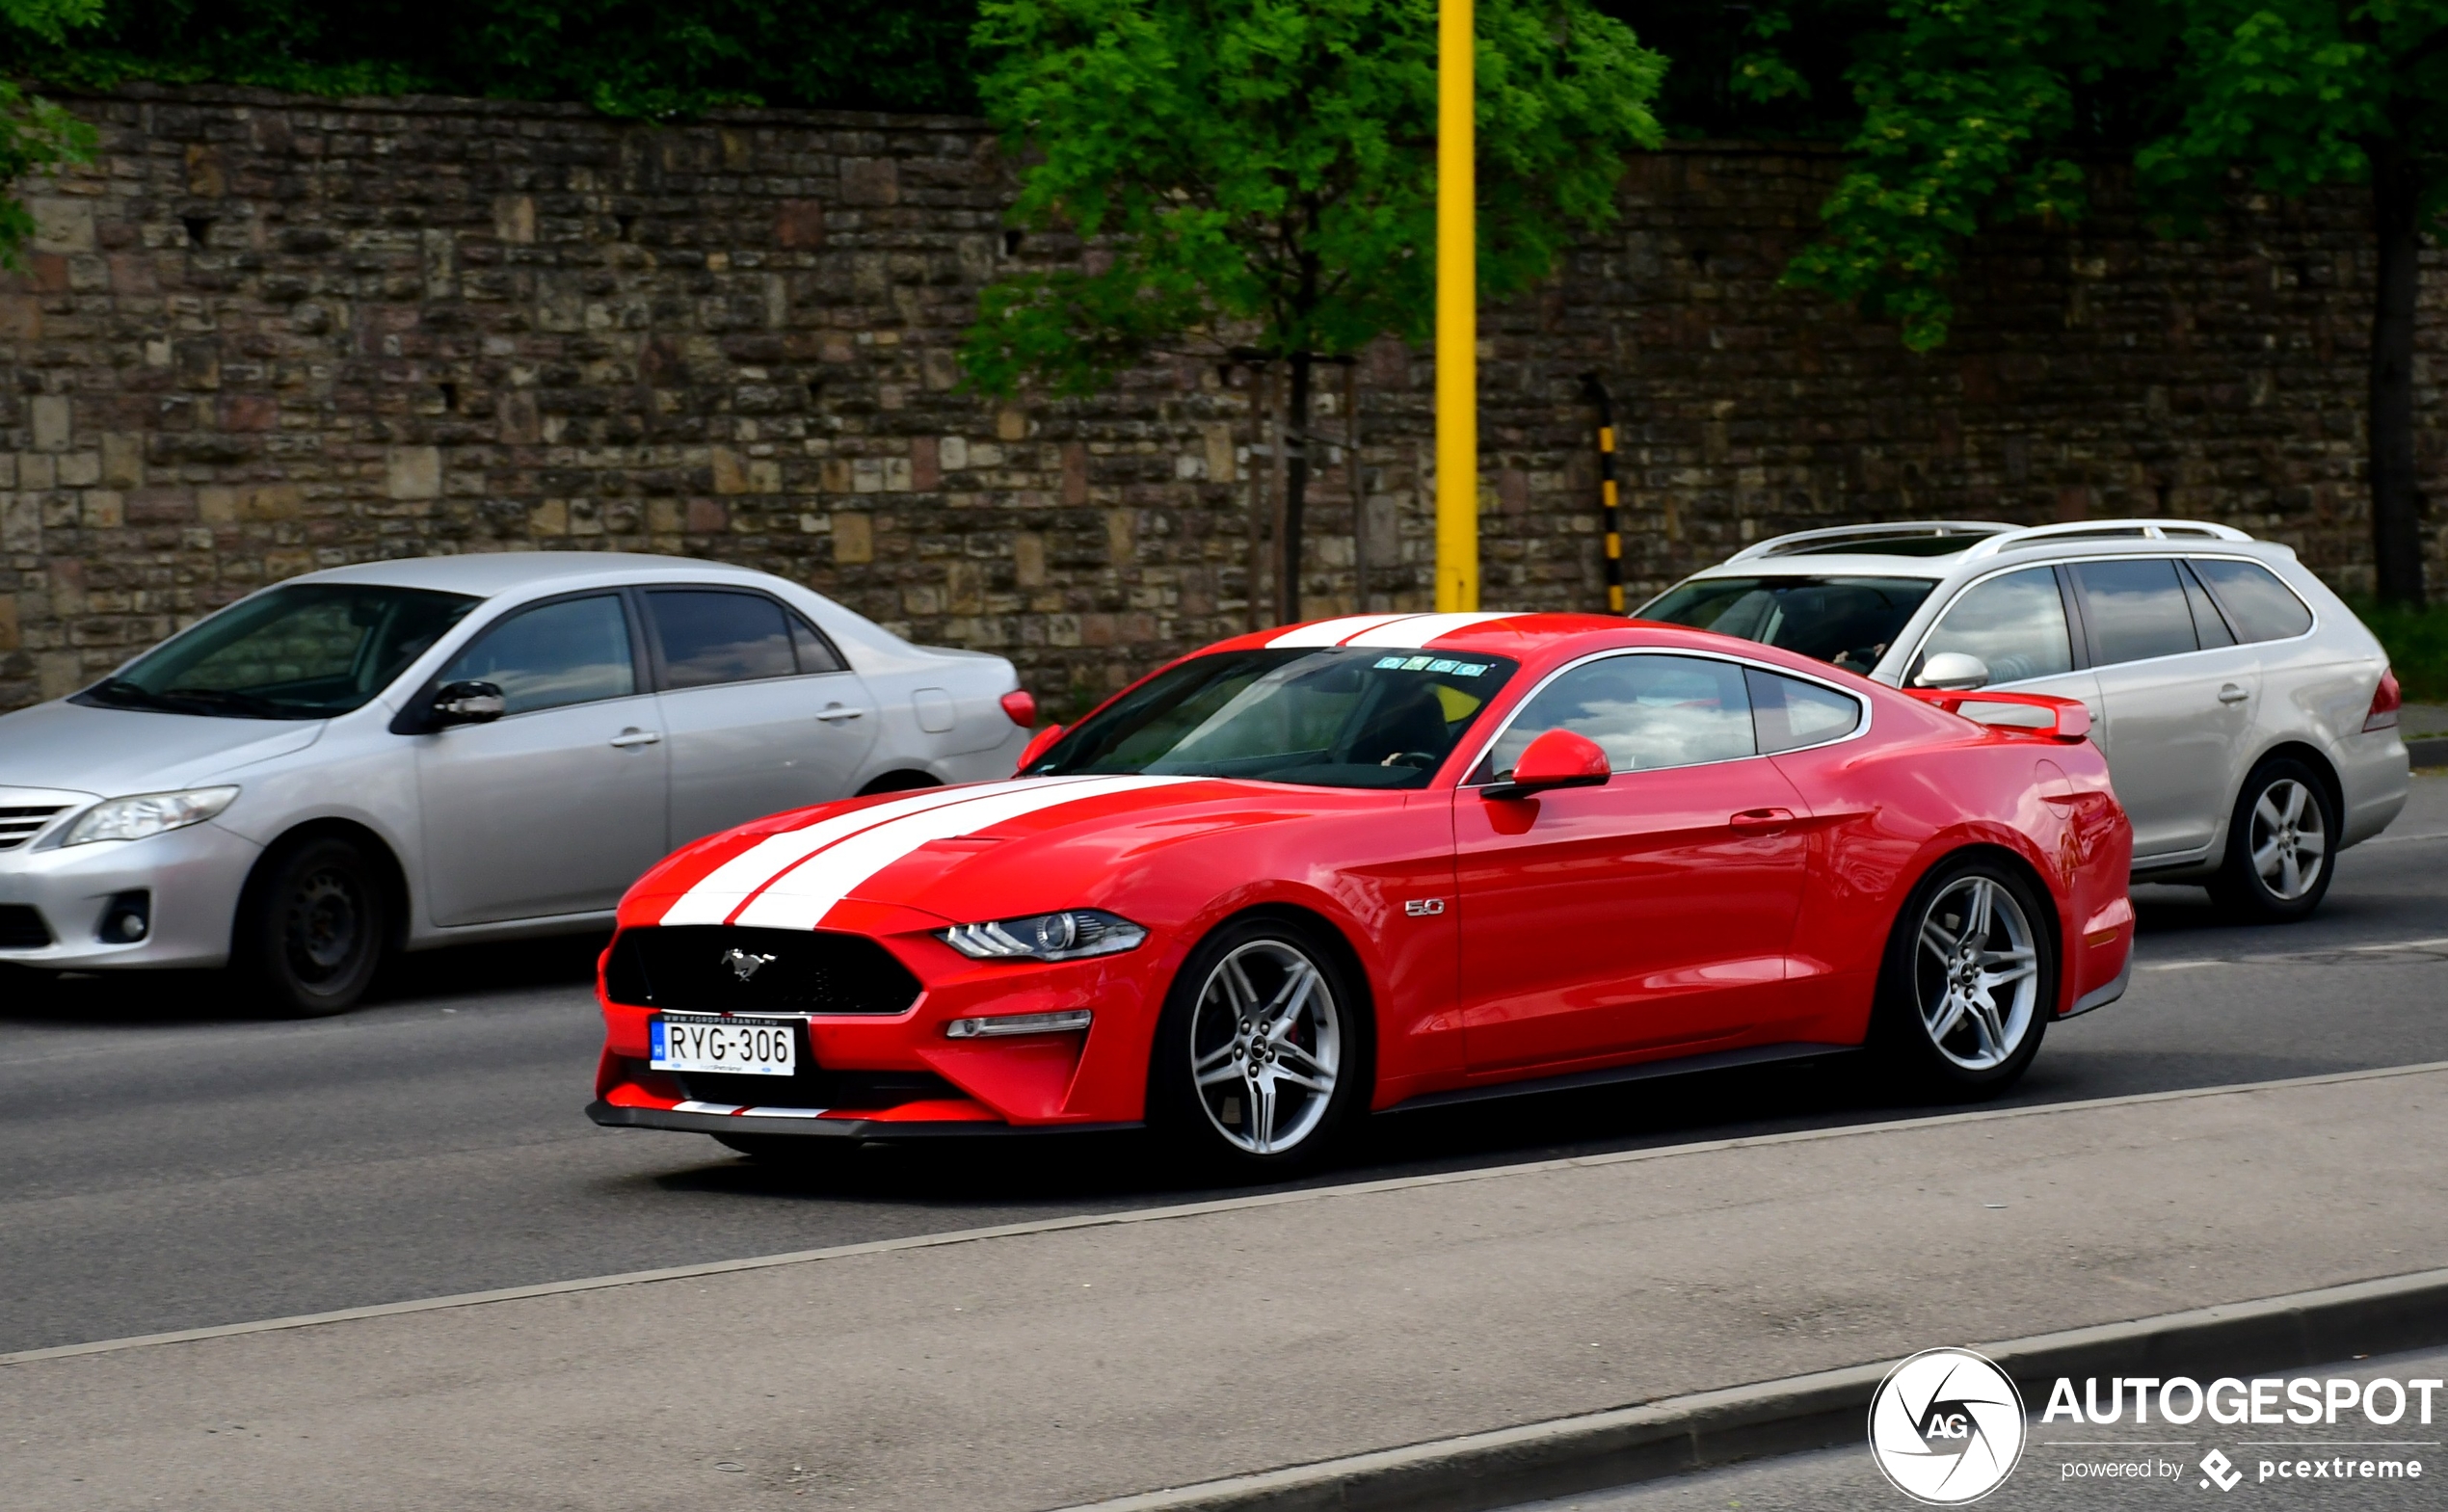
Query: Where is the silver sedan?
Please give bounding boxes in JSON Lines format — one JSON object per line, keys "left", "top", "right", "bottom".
{"left": 0, "top": 553, "right": 1034, "bottom": 1012}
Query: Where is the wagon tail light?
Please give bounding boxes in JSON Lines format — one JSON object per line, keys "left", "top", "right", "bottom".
{"left": 2365, "top": 668, "right": 2402, "bottom": 732}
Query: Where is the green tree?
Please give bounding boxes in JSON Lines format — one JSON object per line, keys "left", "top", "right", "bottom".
{"left": 961, "top": 0, "right": 1665, "bottom": 621}
{"left": 1748, "top": 0, "right": 2443, "bottom": 606}
{"left": 2, "top": 0, "right": 101, "bottom": 269}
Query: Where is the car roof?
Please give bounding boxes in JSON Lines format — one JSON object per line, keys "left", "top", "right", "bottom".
{"left": 1670, "top": 518, "right": 2291, "bottom": 586}
{"left": 274, "top": 551, "right": 775, "bottom": 598}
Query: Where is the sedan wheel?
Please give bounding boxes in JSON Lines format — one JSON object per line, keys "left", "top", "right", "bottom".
{"left": 243, "top": 836, "right": 389, "bottom": 1017}
{"left": 1875, "top": 855, "right": 2053, "bottom": 1096}
{"left": 2211, "top": 759, "right": 2336, "bottom": 922}
{"left": 1152, "top": 918, "right": 1366, "bottom": 1173}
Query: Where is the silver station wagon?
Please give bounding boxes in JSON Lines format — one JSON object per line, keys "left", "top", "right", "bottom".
{"left": 1640, "top": 519, "right": 2410, "bottom": 920}
{"left": 0, "top": 553, "right": 1033, "bottom": 1012}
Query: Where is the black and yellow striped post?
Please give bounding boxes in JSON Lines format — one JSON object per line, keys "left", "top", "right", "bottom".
{"left": 1583, "top": 374, "right": 1626, "bottom": 614}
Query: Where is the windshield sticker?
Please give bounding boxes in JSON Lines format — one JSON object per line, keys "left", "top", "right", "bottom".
{"left": 1450, "top": 662, "right": 1489, "bottom": 677}
{"left": 1373, "top": 656, "right": 1408, "bottom": 669}
{"left": 1401, "top": 655, "right": 1435, "bottom": 671}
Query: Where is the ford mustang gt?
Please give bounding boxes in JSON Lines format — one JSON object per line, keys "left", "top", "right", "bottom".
{"left": 588, "top": 611, "right": 2134, "bottom": 1173}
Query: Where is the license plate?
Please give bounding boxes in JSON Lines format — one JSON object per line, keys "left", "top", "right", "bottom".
{"left": 649, "top": 1014, "right": 798, "bottom": 1076}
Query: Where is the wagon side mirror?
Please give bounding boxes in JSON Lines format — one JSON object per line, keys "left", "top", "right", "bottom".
{"left": 1912, "top": 651, "right": 1991, "bottom": 691}
{"left": 1484, "top": 729, "right": 1611, "bottom": 801}
{"left": 430, "top": 679, "right": 507, "bottom": 728}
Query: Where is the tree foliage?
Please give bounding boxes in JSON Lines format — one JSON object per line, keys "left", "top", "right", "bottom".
{"left": 2, "top": 0, "right": 101, "bottom": 269}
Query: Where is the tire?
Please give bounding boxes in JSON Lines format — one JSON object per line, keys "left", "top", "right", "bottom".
{"left": 2207, "top": 756, "right": 2337, "bottom": 923}
{"left": 1870, "top": 853, "right": 2055, "bottom": 1099}
{"left": 239, "top": 836, "right": 389, "bottom": 1017}
{"left": 858, "top": 770, "right": 942, "bottom": 796}
{"left": 1147, "top": 915, "right": 1370, "bottom": 1178}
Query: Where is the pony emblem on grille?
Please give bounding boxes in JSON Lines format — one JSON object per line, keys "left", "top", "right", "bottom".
{"left": 720, "top": 947, "right": 778, "bottom": 982}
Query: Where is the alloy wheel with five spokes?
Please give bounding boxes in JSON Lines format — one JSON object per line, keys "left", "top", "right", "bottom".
{"left": 1911, "top": 873, "right": 2040, "bottom": 1073}
{"left": 2246, "top": 777, "right": 2327, "bottom": 903}
{"left": 1187, "top": 939, "right": 1344, "bottom": 1156}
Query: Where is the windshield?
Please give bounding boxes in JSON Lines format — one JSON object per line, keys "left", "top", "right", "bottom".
{"left": 1027, "top": 648, "right": 1520, "bottom": 790}
{"left": 77, "top": 583, "right": 479, "bottom": 720}
{"left": 1637, "top": 575, "right": 1936, "bottom": 676}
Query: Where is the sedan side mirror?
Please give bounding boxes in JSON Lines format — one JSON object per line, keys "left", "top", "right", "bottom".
{"left": 1912, "top": 651, "right": 1991, "bottom": 691}
{"left": 1484, "top": 729, "right": 1611, "bottom": 801}
{"left": 430, "top": 679, "right": 506, "bottom": 728}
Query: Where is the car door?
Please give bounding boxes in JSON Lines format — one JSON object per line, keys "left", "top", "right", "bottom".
{"left": 642, "top": 587, "right": 880, "bottom": 849}
{"left": 413, "top": 592, "right": 672, "bottom": 925}
{"left": 1454, "top": 651, "right": 1811, "bottom": 1075}
{"left": 1908, "top": 563, "right": 2102, "bottom": 721}
{"left": 2067, "top": 557, "right": 2259, "bottom": 861}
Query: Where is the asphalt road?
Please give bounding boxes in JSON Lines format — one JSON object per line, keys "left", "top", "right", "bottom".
{"left": 1517, "top": 1344, "right": 2448, "bottom": 1511}
{"left": 5, "top": 777, "right": 2444, "bottom": 1358}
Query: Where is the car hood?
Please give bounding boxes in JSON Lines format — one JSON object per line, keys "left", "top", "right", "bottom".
{"left": 0, "top": 700, "right": 327, "bottom": 798}
{"left": 622, "top": 773, "right": 1405, "bottom": 931}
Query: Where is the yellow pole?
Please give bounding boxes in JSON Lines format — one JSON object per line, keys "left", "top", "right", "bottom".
{"left": 1434, "top": 0, "right": 1477, "bottom": 612}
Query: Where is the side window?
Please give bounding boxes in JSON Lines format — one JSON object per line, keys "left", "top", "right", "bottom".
{"left": 2190, "top": 558, "right": 2315, "bottom": 643}
{"left": 1745, "top": 668, "right": 1862, "bottom": 754}
{"left": 2070, "top": 559, "right": 2199, "bottom": 665}
{"left": 790, "top": 615, "right": 845, "bottom": 674}
{"left": 648, "top": 590, "right": 799, "bottom": 689}
{"left": 2177, "top": 561, "right": 2236, "bottom": 649}
{"left": 1482, "top": 654, "right": 1754, "bottom": 778}
{"left": 1918, "top": 568, "right": 2074, "bottom": 686}
{"left": 439, "top": 595, "right": 636, "bottom": 716}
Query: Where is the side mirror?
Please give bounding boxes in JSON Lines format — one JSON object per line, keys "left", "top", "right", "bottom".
{"left": 1484, "top": 729, "right": 1611, "bottom": 801}
{"left": 430, "top": 679, "right": 506, "bottom": 728}
{"left": 1015, "top": 722, "right": 1066, "bottom": 773}
{"left": 1912, "top": 651, "right": 1991, "bottom": 691}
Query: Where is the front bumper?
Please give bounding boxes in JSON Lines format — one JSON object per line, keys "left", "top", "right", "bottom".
{"left": 586, "top": 1099, "right": 1138, "bottom": 1141}
{"left": 0, "top": 820, "right": 262, "bottom": 969}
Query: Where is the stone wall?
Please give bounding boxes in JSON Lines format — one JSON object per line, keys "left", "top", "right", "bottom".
{"left": 4, "top": 85, "right": 2443, "bottom": 716}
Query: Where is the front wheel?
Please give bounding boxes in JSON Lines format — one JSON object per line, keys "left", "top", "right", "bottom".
{"left": 1148, "top": 917, "right": 1369, "bottom": 1177}
{"left": 2208, "top": 757, "right": 2336, "bottom": 923}
{"left": 240, "top": 836, "right": 389, "bottom": 1017}
{"left": 1871, "top": 855, "right": 2054, "bottom": 1099}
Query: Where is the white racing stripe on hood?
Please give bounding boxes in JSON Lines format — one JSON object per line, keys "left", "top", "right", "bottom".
{"left": 1340, "top": 611, "right": 1516, "bottom": 648}
{"left": 730, "top": 774, "right": 1197, "bottom": 931}
{"left": 1266, "top": 613, "right": 1418, "bottom": 648}
{"left": 656, "top": 778, "right": 1105, "bottom": 927}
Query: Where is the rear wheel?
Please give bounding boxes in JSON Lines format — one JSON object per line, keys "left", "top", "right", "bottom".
{"left": 1148, "top": 916, "right": 1369, "bottom": 1177}
{"left": 2208, "top": 757, "right": 2336, "bottom": 923}
{"left": 240, "top": 836, "right": 389, "bottom": 1017}
{"left": 1871, "top": 854, "right": 2053, "bottom": 1098}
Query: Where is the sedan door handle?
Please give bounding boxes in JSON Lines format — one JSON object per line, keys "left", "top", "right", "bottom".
{"left": 1729, "top": 807, "right": 1796, "bottom": 836}
{"left": 814, "top": 705, "right": 868, "bottom": 723}
{"left": 2218, "top": 684, "right": 2250, "bottom": 703}
{"left": 609, "top": 728, "right": 662, "bottom": 748}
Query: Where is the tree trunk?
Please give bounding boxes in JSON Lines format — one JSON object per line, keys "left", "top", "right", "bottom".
{"left": 2369, "top": 135, "right": 2428, "bottom": 608}
{"left": 1279, "top": 351, "right": 1314, "bottom": 624}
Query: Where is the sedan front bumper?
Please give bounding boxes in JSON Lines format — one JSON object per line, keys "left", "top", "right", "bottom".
{"left": 0, "top": 820, "right": 262, "bottom": 969}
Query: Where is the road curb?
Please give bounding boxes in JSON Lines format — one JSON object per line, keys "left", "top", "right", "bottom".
{"left": 2409, "top": 734, "right": 2447, "bottom": 769}
{"left": 1062, "top": 1267, "right": 2448, "bottom": 1512}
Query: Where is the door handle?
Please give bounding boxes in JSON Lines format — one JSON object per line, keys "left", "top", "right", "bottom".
{"left": 1729, "top": 807, "right": 1796, "bottom": 836}
{"left": 814, "top": 705, "right": 868, "bottom": 723}
{"left": 609, "top": 728, "right": 662, "bottom": 747}
{"left": 2218, "top": 684, "right": 2249, "bottom": 704}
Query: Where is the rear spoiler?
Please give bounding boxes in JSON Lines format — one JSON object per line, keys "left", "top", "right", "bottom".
{"left": 1904, "top": 688, "right": 2093, "bottom": 743}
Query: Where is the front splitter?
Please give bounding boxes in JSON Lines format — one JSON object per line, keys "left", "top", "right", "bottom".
{"left": 586, "top": 1100, "right": 1140, "bottom": 1141}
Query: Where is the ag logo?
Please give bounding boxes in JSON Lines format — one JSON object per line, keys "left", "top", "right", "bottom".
{"left": 1868, "top": 1347, "right": 2027, "bottom": 1504}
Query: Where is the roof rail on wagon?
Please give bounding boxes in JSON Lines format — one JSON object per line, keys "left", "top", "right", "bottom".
{"left": 1960, "top": 518, "right": 2255, "bottom": 560}
{"left": 1724, "top": 521, "right": 2015, "bottom": 564}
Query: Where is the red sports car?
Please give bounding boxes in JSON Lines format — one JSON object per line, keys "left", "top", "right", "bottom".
{"left": 588, "top": 612, "right": 2133, "bottom": 1172}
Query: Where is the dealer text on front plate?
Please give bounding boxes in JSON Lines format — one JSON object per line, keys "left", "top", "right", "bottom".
{"left": 650, "top": 1014, "right": 797, "bottom": 1076}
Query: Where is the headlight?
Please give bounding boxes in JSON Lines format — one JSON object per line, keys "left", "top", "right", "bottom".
{"left": 61, "top": 786, "right": 240, "bottom": 846}
{"left": 939, "top": 909, "right": 1146, "bottom": 961}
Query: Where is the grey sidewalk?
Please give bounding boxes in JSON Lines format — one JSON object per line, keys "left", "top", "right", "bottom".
{"left": 8, "top": 1064, "right": 2448, "bottom": 1512}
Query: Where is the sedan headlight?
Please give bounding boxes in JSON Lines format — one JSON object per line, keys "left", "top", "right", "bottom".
{"left": 61, "top": 786, "right": 240, "bottom": 846}
{"left": 939, "top": 909, "right": 1146, "bottom": 962}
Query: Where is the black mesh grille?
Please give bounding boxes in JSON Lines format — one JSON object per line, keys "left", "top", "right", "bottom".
{"left": 674, "top": 1052, "right": 963, "bottom": 1112}
{"left": 604, "top": 925, "right": 922, "bottom": 1016}
{"left": 0, "top": 905, "right": 52, "bottom": 949}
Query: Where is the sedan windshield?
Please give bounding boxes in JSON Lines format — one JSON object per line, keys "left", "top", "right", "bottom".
{"left": 1027, "top": 648, "right": 1520, "bottom": 790}
{"left": 1637, "top": 574, "right": 1936, "bottom": 676}
{"left": 77, "top": 583, "right": 479, "bottom": 720}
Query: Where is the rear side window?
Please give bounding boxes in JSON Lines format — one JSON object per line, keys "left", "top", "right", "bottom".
{"left": 648, "top": 590, "right": 837, "bottom": 687}
{"left": 2190, "top": 559, "right": 2314, "bottom": 642}
{"left": 1483, "top": 654, "right": 1755, "bottom": 777}
{"left": 1745, "top": 668, "right": 1862, "bottom": 753}
{"left": 441, "top": 595, "right": 637, "bottom": 715}
{"left": 2177, "top": 562, "right": 2236, "bottom": 649}
{"left": 2070, "top": 560, "right": 2199, "bottom": 666}
{"left": 1919, "top": 568, "right": 2074, "bottom": 685}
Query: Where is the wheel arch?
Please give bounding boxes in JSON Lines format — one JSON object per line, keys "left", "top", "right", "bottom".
{"left": 2242, "top": 740, "right": 2344, "bottom": 829}
{"left": 231, "top": 817, "right": 413, "bottom": 958}
{"left": 1891, "top": 838, "right": 2067, "bottom": 1016}
{"left": 1172, "top": 900, "right": 1383, "bottom": 1079}
{"left": 857, "top": 768, "right": 944, "bottom": 796}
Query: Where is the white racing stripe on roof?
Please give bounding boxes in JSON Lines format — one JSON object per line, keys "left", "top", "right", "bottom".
{"left": 731, "top": 775, "right": 1197, "bottom": 932}
{"left": 656, "top": 778, "right": 1089, "bottom": 926}
{"left": 1340, "top": 611, "right": 1516, "bottom": 648}
{"left": 1266, "top": 613, "right": 1419, "bottom": 648}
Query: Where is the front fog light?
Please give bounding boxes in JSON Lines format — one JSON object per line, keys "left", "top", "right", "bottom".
{"left": 97, "top": 889, "right": 151, "bottom": 943}
{"left": 62, "top": 786, "right": 240, "bottom": 846}
{"left": 945, "top": 1009, "right": 1094, "bottom": 1039}
{"left": 939, "top": 909, "right": 1145, "bottom": 962}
